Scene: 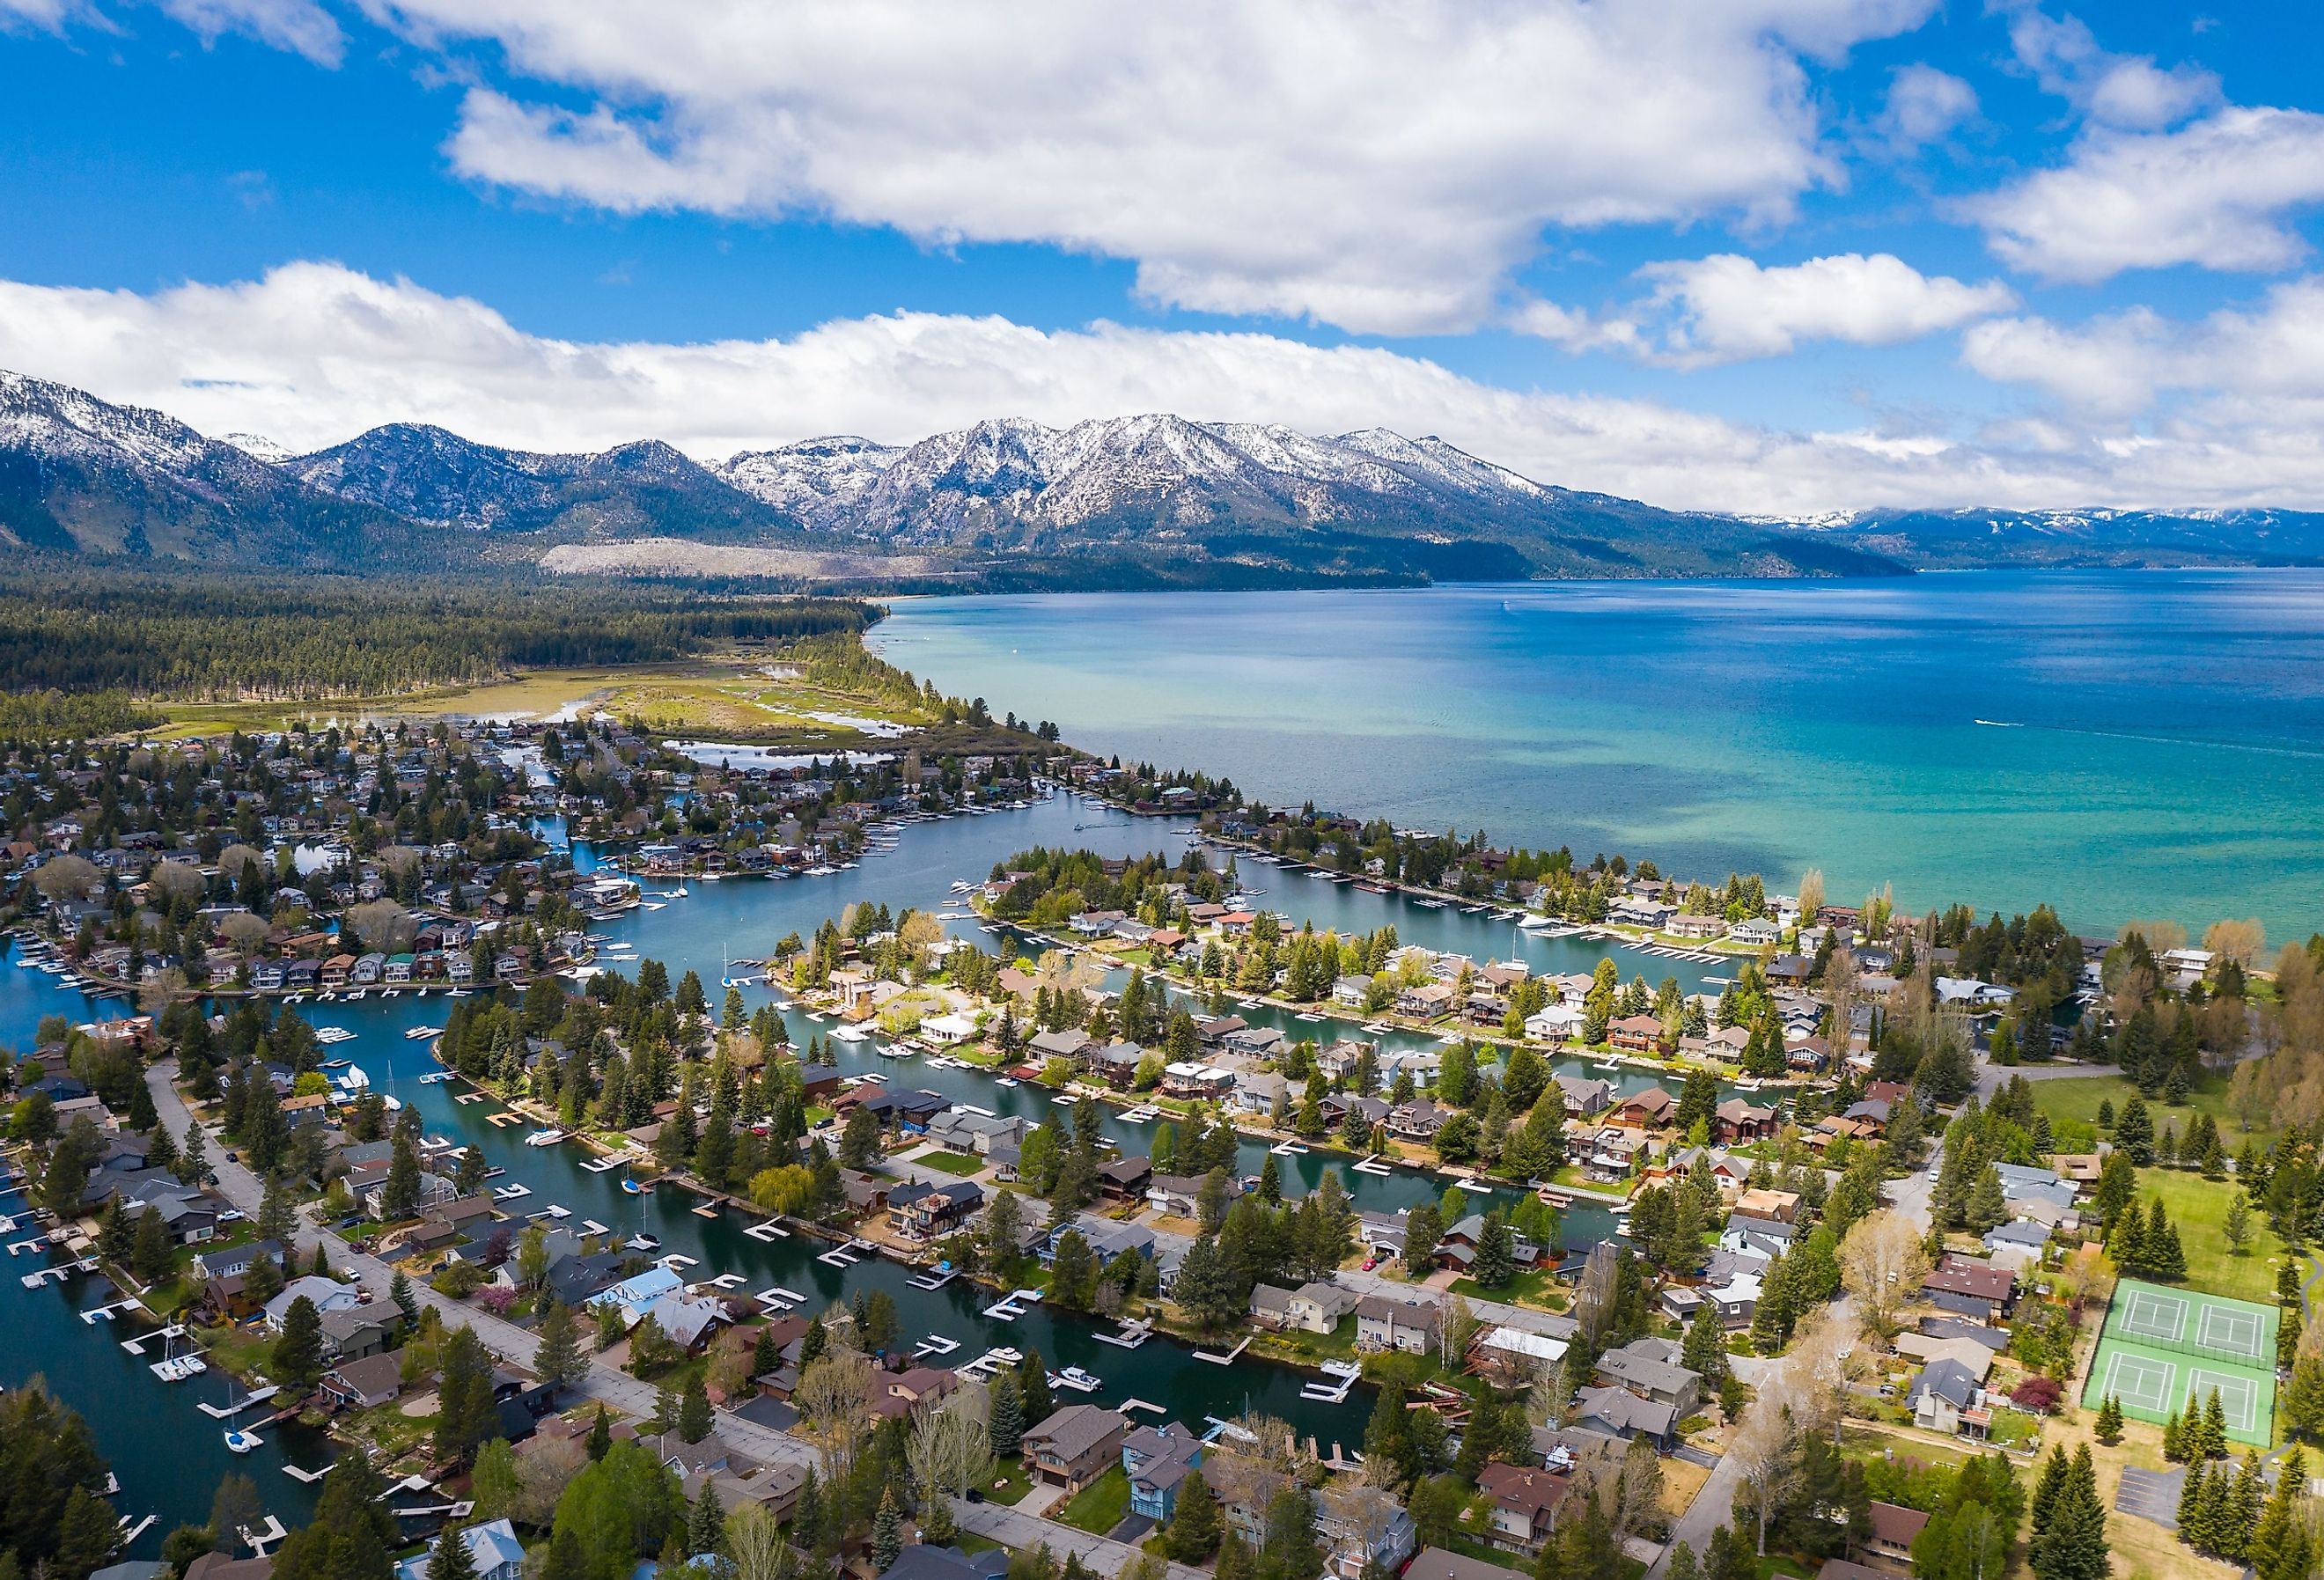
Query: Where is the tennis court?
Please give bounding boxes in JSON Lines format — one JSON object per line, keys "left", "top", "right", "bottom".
{"left": 2083, "top": 1280, "right": 2279, "bottom": 1445}
{"left": 2107, "top": 1279, "right": 2276, "bottom": 1363}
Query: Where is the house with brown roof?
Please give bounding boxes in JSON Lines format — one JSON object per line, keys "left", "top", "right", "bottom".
{"left": 1714, "top": 1098, "right": 1776, "bottom": 1143}
{"left": 1607, "top": 1016, "right": 1664, "bottom": 1055}
{"left": 1476, "top": 1464, "right": 1575, "bottom": 1554}
{"left": 320, "top": 1351, "right": 406, "bottom": 1411}
{"left": 1021, "top": 1404, "right": 1127, "bottom": 1493}
{"left": 1732, "top": 1187, "right": 1802, "bottom": 1224}
{"left": 1611, "top": 1085, "right": 1675, "bottom": 1128}
{"left": 1921, "top": 1257, "right": 2017, "bottom": 1322}
{"left": 1851, "top": 1502, "right": 1930, "bottom": 1576}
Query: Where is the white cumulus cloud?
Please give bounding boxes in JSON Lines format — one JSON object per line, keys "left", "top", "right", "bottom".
{"left": 2004, "top": 6, "right": 2217, "bottom": 130}
{"left": 1877, "top": 64, "right": 1978, "bottom": 151}
{"left": 1512, "top": 254, "right": 2013, "bottom": 367}
{"left": 345, "top": 0, "right": 1942, "bottom": 334}
{"left": 1968, "top": 107, "right": 2324, "bottom": 283}
{"left": 1629, "top": 253, "right": 2016, "bottom": 366}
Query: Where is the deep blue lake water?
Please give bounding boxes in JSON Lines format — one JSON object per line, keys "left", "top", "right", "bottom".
{"left": 872, "top": 571, "right": 2324, "bottom": 943}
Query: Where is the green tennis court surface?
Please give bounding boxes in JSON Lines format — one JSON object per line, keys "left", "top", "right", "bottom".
{"left": 2082, "top": 1279, "right": 2278, "bottom": 1445}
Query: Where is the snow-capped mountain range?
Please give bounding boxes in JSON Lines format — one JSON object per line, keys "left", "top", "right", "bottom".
{"left": 5, "top": 365, "right": 2323, "bottom": 581}
{"left": 707, "top": 414, "right": 1587, "bottom": 541}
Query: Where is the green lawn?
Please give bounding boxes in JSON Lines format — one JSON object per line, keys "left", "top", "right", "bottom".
{"left": 1055, "top": 1466, "right": 1131, "bottom": 1534}
{"left": 1450, "top": 1268, "right": 1567, "bottom": 1310}
{"left": 2030, "top": 1069, "right": 2276, "bottom": 1152}
{"left": 913, "top": 1149, "right": 988, "bottom": 1177}
{"left": 2136, "top": 1167, "right": 2291, "bottom": 1304}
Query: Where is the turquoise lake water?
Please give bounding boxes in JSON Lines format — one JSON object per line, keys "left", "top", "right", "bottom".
{"left": 872, "top": 571, "right": 2324, "bottom": 942}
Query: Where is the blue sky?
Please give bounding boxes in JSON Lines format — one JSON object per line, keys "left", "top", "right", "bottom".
{"left": 3, "top": 0, "right": 2323, "bottom": 516}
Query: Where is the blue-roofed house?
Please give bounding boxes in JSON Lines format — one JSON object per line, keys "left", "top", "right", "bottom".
{"left": 394, "top": 1520, "right": 526, "bottom": 1580}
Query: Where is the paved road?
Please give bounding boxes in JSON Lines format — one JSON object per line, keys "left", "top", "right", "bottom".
{"left": 1648, "top": 1140, "right": 1940, "bottom": 1576}
{"left": 152, "top": 1064, "right": 1188, "bottom": 1577}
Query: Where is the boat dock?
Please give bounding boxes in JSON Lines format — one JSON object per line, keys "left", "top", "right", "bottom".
{"left": 1116, "top": 1398, "right": 1166, "bottom": 1415}
{"left": 906, "top": 1266, "right": 961, "bottom": 1290}
{"left": 1351, "top": 1154, "right": 1394, "bottom": 1177}
{"left": 197, "top": 1385, "right": 278, "bottom": 1419}
{"left": 816, "top": 1238, "right": 874, "bottom": 1268}
{"left": 913, "top": 1334, "right": 961, "bottom": 1359}
{"left": 743, "top": 1220, "right": 791, "bottom": 1242}
{"left": 957, "top": 1346, "right": 1025, "bottom": 1381}
{"left": 1093, "top": 1319, "right": 1153, "bottom": 1349}
{"left": 1301, "top": 1361, "right": 1363, "bottom": 1402}
{"left": 980, "top": 1287, "right": 1041, "bottom": 1321}
{"left": 1191, "top": 1336, "right": 1252, "bottom": 1365}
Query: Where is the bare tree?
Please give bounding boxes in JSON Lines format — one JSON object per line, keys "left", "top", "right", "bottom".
{"left": 378, "top": 845, "right": 426, "bottom": 878}
{"left": 511, "top": 1433, "right": 586, "bottom": 1526}
{"left": 908, "top": 1385, "right": 997, "bottom": 1504}
{"left": 1436, "top": 1292, "right": 1479, "bottom": 1367}
{"left": 216, "top": 844, "right": 263, "bottom": 882}
{"left": 218, "top": 911, "right": 271, "bottom": 957}
{"left": 149, "top": 862, "right": 206, "bottom": 902}
{"left": 1787, "top": 1306, "right": 1869, "bottom": 1444}
{"left": 724, "top": 1503, "right": 796, "bottom": 1580}
{"left": 33, "top": 854, "right": 99, "bottom": 904}
{"left": 1728, "top": 1395, "right": 1800, "bottom": 1556}
{"left": 792, "top": 1350, "right": 874, "bottom": 1485}
{"left": 1796, "top": 869, "right": 1825, "bottom": 923}
{"left": 1838, "top": 1209, "right": 1929, "bottom": 1341}
{"left": 1574, "top": 1241, "right": 1622, "bottom": 1347}
{"left": 2203, "top": 919, "right": 2267, "bottom": 970}
{"left": 1610, "top": 1432, "right": 1666, "bottom": 1540}
{"left": 347, "top": 899, "right": 418, "bottom": 952}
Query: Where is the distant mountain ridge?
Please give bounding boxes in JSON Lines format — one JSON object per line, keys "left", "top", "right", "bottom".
{"left": 5, "top": 366, "right": 2324, "bottom": 584}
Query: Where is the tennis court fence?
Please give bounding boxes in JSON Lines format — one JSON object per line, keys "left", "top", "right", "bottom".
{"left": 2101, "top": 1304, "right": 2276, "bottom": 1367}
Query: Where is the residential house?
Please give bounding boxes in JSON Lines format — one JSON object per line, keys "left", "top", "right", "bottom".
{"left": 1611, "top": 1086, "right": 1675, "bottom": 1128}
{"left": 1922, "top": 1257, "right": 2017, "bottom": 1323}
{"left": 1146, "top": 1172, "right": 1243, "bottom": 1219}
{"left": 320, "top": 1352, "right": 406, "bottom": 1411}
{"left": 1405, "top": 1550, "right": 1527, "bottom": 1580}
{"left": 1355, "top": 1294, "right": 1438, "bottom": 1354}
{"left": 1121, "top": 1422, "right": 1206, "bottom": 1522}
{"left": 1607, "top": 1015, "right": 1664, "bottom": 1055}
{"left": 1732, "top": 1187, "right": 1802, "bottom": 1224}
{"left": 1250, "top": 1281, "right": 1361, "bottom": 1335}
{"left": 1853, "top": 1503, "right": 1930, "bottom": 1576}
{"left": 264, "top": 1275, "right": 360, "bottom": 1332}
{"left": 1552, "top": 1076, "right": 1613, "bottom": 1119}
{"left": 1713, "top": 1099, "right": 1776, "bottom": 1143}
{"left": 889, "top": 1179, "right": 985, "bottom": 1241}
{"left": 1909, "top": 1357, "right": 1985, "bottom": 1437}
{"left": 1571, "top": 1385, "right": 1679, "bottom": 1450}
{"left": 1021, "top": 1404, "right": 1128, "bottom": 1493}
{"left": 392, "top": 1522, "right": 526, "bottom": 1580}
{"left": 1476, "top": 1464, "right": 1575, "bottom": 1555}
{"left": 193, "top": 1240, "right": 283, "bottom": 1282}
{"left": 1592, "top": 1336, "right": 1702, "bottom": 1414}
{"left": 879, "top": 1549, "right": 1009, "bottom": 1580}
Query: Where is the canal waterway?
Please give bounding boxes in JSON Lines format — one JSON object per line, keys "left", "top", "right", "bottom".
{"left": 2, "top": 789, "right": 1730, "bottom": 1551}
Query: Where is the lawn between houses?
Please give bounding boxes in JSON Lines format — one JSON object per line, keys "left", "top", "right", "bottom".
{"left": 2029, "top": 1068, "right": 2278, "bottom": 1153}
{"left": 2133, "top": 1167, "right": 2290, "bottom": 1304}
